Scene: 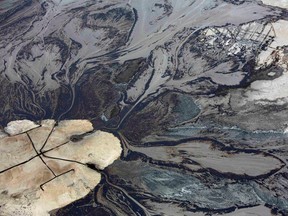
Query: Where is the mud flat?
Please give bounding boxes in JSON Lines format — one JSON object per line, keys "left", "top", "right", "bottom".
{"left": 261, "top": 0, "right": 288, "bottom": 8}
{"left": 218, "top": 205, "right": 280, "bottom": 216}
{"left": 130, "top": 139, "right": 284, "bottom": 178}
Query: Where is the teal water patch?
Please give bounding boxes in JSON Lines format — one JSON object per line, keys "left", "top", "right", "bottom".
{"left": 167, "top": 125, "right": 287, "bottom": 142}
{"left": 172, "top": 94, "right": 200, "bottom": 123}
{"left": 252, "top": 182, "right": 288, "bottom": 211}
{"left": 141, "top": 166, "right": 288, "bottom": 212}
{"left": 110, "top": 159, "right": 288, "bottom": 212}
{"left": 141, "top": 168, "right": 261, "bottom": 209}
{"left": 0, "top": 0, "right": 22, "bottom": 12}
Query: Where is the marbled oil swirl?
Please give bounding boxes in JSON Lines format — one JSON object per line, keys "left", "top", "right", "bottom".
{"left": 0, "top": 0, "right": 288, "bottom": 215}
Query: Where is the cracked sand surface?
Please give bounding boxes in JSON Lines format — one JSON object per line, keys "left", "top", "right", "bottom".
{"left": 0, "top": 119, "right": 122, "bottom": 216}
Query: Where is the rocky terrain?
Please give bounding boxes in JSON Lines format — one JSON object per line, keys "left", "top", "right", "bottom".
{"left": 0, "top": 0, "right": 288, "bottom": 215}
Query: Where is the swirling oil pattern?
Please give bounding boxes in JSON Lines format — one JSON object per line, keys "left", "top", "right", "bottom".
{"left": 1, "top": 0, "right": 288, "bottom": 215}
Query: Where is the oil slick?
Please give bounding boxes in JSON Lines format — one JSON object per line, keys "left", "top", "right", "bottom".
{"left": 0, "top": 0, "right": 288, "bottom": 215}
